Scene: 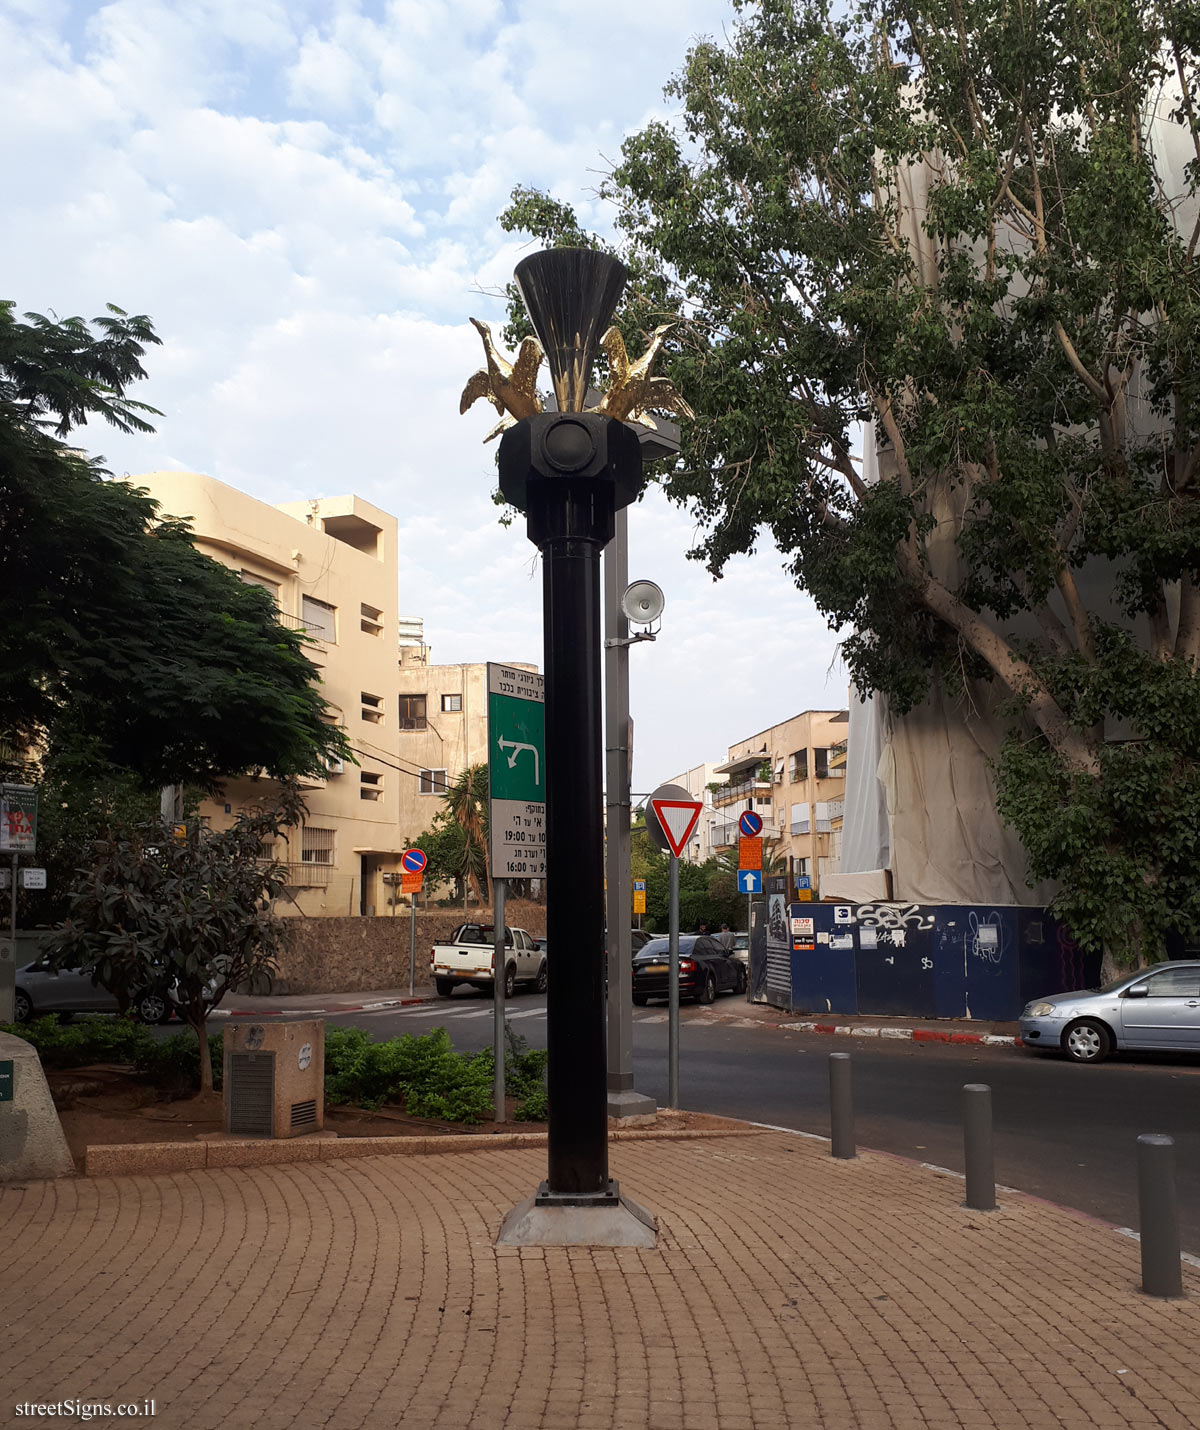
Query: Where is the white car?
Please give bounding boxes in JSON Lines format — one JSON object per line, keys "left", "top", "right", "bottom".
{"left": 1019, "top": 961, "right": 1200, "bottom": 1063}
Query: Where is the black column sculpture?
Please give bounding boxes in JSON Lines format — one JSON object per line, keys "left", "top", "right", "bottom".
{"left": 497, "top": 249, "right": 644, "bottom": 1202}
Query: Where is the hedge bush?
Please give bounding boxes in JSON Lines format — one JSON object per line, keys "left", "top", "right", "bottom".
{"left": 4, "top": 1017, "right": 547, "bottom": 1122}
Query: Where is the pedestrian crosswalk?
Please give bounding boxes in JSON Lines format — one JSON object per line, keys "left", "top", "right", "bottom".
{"left": 357, "top": 1001, "right": 754, "bottom": 1029}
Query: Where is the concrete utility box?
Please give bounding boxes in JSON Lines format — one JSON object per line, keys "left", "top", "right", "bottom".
{"left": 223, "top": 1020, "right": 325, "bottom": 1139}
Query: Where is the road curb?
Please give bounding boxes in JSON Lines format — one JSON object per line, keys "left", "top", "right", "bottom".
{"left": 767, "top": 1019, "right": 1018, "bottom": 1049}
{"left": 83, "top": 1120, "right": 763, "bottom": 1179}
{"left": 210, "top": 995, "right": 434, "bottom": 1020}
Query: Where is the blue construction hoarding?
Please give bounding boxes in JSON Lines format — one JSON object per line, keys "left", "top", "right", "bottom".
{"left": 750, "top": 897, "right": 1100, "bottom": 1021}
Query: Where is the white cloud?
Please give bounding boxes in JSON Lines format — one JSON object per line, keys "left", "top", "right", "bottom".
{"left": 1, "top": 0, "right": 845, "bottom": 781}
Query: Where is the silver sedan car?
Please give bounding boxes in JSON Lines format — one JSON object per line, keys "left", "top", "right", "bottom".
{"left": 1020, "top": 961, "right": 1200, "bottom": 1063}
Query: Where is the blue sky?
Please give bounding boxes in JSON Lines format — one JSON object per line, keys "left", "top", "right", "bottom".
{"left": 2, "top": 0, "right": 848, "bottom": 788}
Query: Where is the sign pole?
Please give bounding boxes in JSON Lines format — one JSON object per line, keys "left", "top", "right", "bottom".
{"left": 668, "top": 852, "right": 680, "bottom": 1110}
{"left": 493, "top": 877, "right": 507, "bottom": 1123}
{"left": 409, "top": 893, "right": 416, "bottom": 997}
{"left": 645, "top": 785, "right": 702, "bottom": 1115}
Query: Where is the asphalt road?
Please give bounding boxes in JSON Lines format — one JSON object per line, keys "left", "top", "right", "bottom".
{"left": 322, "top": 989, "right": 1200, "bottom": 1252}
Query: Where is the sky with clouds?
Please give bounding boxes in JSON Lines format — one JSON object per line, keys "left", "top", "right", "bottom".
{"left": 3, "top": 0, "right": 848, "bottom": 793}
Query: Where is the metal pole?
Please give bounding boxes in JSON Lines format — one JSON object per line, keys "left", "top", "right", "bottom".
{"left": 542, "top": 527, "right": 609, "bottom": 1195}
{"left": 493, "top": 878, "right": 507, "bottom": 1124}
{"left": 668, "top": 853, "right": 680, "bottom": 1110}
{"left": 604, "top": 504, "right": 635, "bottom": 1101}
{"left": 963, "top": 1083, "right": 996, "bottom": 1211}
{"left": 409, "top": 891, "right": 417, "bottom": 998}
{"left": 1138, "top": 1134, "right": 1183, "bottom": 1298}
{"left": 829, "top": 1052, "right": 854, "bottom": 1158}
{"left": 3, "top": 852, "right": 17, "bottom": 1023}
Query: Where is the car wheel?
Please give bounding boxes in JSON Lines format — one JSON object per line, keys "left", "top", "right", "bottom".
{"left": 1062, "top": 1018, "right": 1112, "bottom": 1064}
{"left": 632, "top": 992, "right": 648, "bottom": 1007}
{"left": 735, "top": 966, "right": 748, "bottom": 995}
{"left": 535, "top": 961, "right": 548, "bottom": 994}
{"left": 699, "top": 972, "right": 717, "bottom": 1005}
{"left": 504, "top": 964, "right": 517, "bottom": 999}
{"left": 13, "top": 989, "right": 33, "bottom": 1023}
{"left": 134, "top": 989, "right": 173, "bottom": 1025}
{"left": 435, "top": 978, "right": 456, "bottom": 998}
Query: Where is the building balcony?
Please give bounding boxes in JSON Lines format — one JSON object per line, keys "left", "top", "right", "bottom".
{"left": 713, "top": 777, "right": 771, "bottom": 807}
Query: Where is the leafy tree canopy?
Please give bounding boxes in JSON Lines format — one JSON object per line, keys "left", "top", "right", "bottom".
{"left": 46, "top": 785, "right": 304, "bottom": 1091}
{"left": 502, "top": 0, "right": 1200, "bottom": 967}
{"left": 0, "top": 300, "right": 350, "bottom": 790}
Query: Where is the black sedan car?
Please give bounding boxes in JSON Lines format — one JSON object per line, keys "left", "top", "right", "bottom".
{"left": 632, "top": 934, "right": 746, "bottom": 1006}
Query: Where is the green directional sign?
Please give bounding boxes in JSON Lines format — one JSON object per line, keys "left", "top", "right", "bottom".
{"left": 487, "top": 664, "right": 547, "bottom": 880}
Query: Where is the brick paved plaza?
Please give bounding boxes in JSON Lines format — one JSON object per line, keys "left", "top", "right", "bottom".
{"left": 2, "top": 1130, "right": 1197, "bottom": 1429}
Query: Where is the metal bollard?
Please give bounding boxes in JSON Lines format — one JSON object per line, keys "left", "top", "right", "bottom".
{"left": 829, "top": 1052, "right": 854, "bottom": 1159}
{"left": 1138, "top": 1134, "right": 1183, "bottom": 1298}
{"left": 963, "top": 1083, "right": 996, "bottom": 1211}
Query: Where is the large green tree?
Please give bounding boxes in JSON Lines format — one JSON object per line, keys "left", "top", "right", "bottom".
{"left": 47, "top": 787, "right": 303, "bottom": 1091}
{"left": 503, "top": 0, "right": 1200, "bottom": 970}
{"left": 0, "top": 300, "right": 350, "bottom": 790}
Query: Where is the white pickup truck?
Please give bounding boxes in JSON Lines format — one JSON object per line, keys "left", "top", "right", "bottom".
{"left": 429, "top": 923, "right": 547, "bottom": 999}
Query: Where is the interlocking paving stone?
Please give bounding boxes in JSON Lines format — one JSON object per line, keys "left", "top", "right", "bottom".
{"left": 2, "top": 1132, "right": 1197, "bottom": 1428}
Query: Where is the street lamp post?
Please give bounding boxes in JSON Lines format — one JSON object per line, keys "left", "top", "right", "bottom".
{"left": 462, "top": 247, "right": 688, "bottom": 1243}
{"left": 491, "top": 252, "right": 651, "bottom": 1236}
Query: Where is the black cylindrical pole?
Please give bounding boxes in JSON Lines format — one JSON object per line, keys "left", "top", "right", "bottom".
{"left": 963, "top": 1083, "right": 996, "bottom": 1211}
{"left": 829, "top": 1052, "right": 854, "bottom": 1159}
{"left": 543, "top": 527, "right": 608, "bottom": 1196}
{"left": 1138, "top": 1134, "right": 1183, "bottom": 1298}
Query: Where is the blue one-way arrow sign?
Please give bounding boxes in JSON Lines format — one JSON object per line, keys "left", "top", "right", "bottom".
{"left": 738, "top": 869, "right": 762, "bottom": 893}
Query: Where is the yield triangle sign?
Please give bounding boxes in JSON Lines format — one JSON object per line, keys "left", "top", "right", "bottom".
{"left": 649, "top": 798, "right": 703, "bottom": 859}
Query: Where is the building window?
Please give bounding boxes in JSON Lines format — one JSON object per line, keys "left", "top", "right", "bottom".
{"left": 301, "top": 827, "right": 335, "bottom": 864}
{"left": 792, "top": 856, "right": 810, "bottom": 879}
{"left": 791, "top": 802, "right": 810, "bottom": 835}
{"left": 360, "top": 771, "right": 383, "bottom": 801}
{"left": 361, "top": 692, "right": 384, "bottom": 724}
{"left": 240, "top": 571, "right": 280, "bottom": 604}
{"left": 399, "top": 695, "right": 427, "bottom": 731}
{"left": 360, "top": 602, "right": 384, "bottom": 637}
{"left": 301, "top": 595, "right": 336, "bottom": 643}
{"left": 789, "top": 751, "right": 808, "bottom": 782}
{"left": 419, "top": 768, "right": 448, "bottom": 795}
{"left": 441, "top": 693, "right": 462, "bottom": 712}
{"left": 814, "top": 747, "right": 830, "bottom": 779}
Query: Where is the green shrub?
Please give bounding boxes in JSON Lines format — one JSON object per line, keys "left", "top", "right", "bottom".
{"left": 2, "top": 1017, "right": 223, "bottom": 1092}
{"left": 135, "top": 1031, "right": 225, "bottom": 1092}
{"left": 1, "top": 1015, "right": 157, "bottom": 1069}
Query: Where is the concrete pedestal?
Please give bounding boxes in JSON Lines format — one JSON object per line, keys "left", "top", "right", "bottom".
{"left": 607, "top": 1089, "right": 658, "bottom": 1125}
{"left": 497, "top": 1181, "right": 657, "bottom": 1247}
{"left": 0, "top": 1031, "right": 75, "bottom": 1181}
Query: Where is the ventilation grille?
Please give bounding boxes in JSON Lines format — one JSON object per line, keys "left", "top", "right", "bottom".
{"left": 291, "top": 1099, "right": 317, "bottom": 1131}
{"left": 766, "top": 947, "right": 792, "bottom": 997}
{"left": 228, "top": 1051, "right": 275, "bottom": 1136}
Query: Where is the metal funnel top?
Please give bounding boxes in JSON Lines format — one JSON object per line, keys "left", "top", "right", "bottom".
{"left": 514, "top": 249, "right": 627, "bottom": 414}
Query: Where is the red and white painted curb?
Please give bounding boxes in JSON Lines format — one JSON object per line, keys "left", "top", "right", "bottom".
{"left": 208, "top": 996, "right": 430, "bottom": 1020}
{"left": 761, "top": 1019, "right": 1018, "bottom": 1048}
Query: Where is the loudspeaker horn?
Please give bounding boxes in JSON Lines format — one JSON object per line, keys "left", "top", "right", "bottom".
{"left": 621, "top": 580, "right": 665, "bottom": 626}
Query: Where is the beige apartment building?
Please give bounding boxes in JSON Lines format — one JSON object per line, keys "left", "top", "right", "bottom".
{"left": 395, "top": 646, "right": 539, "bottom": 865}
{"left": 136, "top": 471, "right": 407, "bottom": 918}
{"left": 712, "top": 709, "right": 849, "bottom": 896}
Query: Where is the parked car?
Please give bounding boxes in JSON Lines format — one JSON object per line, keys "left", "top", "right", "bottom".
{"left": 14, "top": 956, "right": 182, "bottom": 1025}
{"left": 729, "top": 931, "right": 750, "bottom": 967}
{"left": 1020, "top": 961, "right": 1200, "bottom": 1063}
{"left": 429, "top": 923, "right": 547, "bottom": 998}
{"left": 631, "top": 934, "right": 747, "bottom": 1006}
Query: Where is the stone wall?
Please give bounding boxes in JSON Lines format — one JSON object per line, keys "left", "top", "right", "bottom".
{"left": 271, "top": 902, "right": 547, "bottom": 995}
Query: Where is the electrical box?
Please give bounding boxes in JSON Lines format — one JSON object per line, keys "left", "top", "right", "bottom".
{"left": 223, "top": 1019, "right": 325, "bottom": 1139}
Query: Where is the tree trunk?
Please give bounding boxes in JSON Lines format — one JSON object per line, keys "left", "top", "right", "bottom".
{"left": 191, "top": 1014, "right": 213, "bottom": 1093}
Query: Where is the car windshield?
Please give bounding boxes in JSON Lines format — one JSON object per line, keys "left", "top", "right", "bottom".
{"left": 637, "top": 938, "right": 695, "bottom": 958}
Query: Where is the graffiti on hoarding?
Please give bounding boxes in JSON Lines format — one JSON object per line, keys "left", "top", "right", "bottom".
{"left": 855, "top": 903, "right": 935, "bottom": 932}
